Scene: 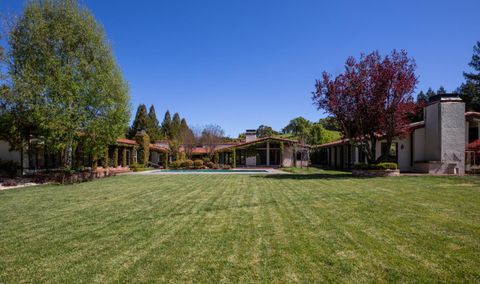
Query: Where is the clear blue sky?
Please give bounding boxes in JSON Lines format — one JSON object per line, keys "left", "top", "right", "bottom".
{"left": 1, "top": 0, "right": 479, "bottom": 137}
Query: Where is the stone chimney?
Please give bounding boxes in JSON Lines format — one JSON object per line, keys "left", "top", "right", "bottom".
{"left": 423, "top": 93, "right": 465, "bottom": 174}
{"left": 245, "top": 129, "right": 257, "bottom": 143}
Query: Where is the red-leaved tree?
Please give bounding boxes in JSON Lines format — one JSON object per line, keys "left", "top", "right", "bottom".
{"left": 312, "top": 50, "right": 419, "bottom": 164}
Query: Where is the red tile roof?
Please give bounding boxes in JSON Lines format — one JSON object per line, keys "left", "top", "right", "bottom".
{"left": 150, "top": 144, "right": 169, "bottom": 152}
{"left": 467, "top": 139, "right": 480, "bottom": 151}
{"left": 116, "top": 138, "right": 137, "bottom": 145}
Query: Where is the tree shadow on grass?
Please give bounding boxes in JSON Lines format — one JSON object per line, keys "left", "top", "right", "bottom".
{"left": 258, "top": 172, "right": 370, "bottom": 180}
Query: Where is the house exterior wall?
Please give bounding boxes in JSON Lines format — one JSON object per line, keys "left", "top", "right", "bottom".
{"left": 413, "top": 128, "right": 425, "bottom": 162}
{"left": 439, "top": 102, "right": 465, "bottom": 174}
{"left": 282, "top": 145, "right": 294, "bottom": 167}
{"left": 0, "top": 141, "right": 21, "bottom": 164}
{"left": 424, "top": 103, "right": 441, "bottom": 161}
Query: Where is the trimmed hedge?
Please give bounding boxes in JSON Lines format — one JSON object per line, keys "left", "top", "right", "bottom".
{"left": 353, "top": 162, "right": 398, "bottom": 171}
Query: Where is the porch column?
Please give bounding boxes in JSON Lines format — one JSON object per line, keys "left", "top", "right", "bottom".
{"left": 266, "top": 142, "right": 270, "bottom": 166}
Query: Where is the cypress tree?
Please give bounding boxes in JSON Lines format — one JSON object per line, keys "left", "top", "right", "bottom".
{"left": 146, "top": 105, "right": 161, "bottom": 141}
{"left": 129, "top": 104, "right": 148, "bottom": 137}
{"left": 161, "top": 110, "right": 172, "bottom": 139}
{"left": 171, "top": 113, "right": 181, "bottom": 140}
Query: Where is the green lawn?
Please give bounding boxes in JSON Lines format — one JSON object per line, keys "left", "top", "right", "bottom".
{"left": 1, "top": 170, "right": 479, "bottom": 283}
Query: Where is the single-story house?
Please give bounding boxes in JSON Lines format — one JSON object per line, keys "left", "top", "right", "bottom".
{"left": 216, "top": 130, "right": 310, "bottom": 167}
{"left": 0, "top": 134, "right": 169, "bottom": 174}
{"left": 313, "top": 94, "right": 480, "bottom": 175}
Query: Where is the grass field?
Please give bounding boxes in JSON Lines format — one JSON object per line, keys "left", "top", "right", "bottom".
{"left": 1, "top": 169, "right": 479, "bottom": 282}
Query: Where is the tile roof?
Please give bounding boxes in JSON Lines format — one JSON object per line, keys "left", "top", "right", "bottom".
{"left": 116, "top": 138, "right": 137, "bottom": 145}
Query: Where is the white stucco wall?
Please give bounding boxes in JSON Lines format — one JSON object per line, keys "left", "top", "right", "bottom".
{"left": 0, "top": 140, "right": 21, "bottom": 164}
{"left": 413, "top": 128, "right": 425, "bottom": 162}
{"left": 282, "top": 146, "right": 294, "bottom": 167}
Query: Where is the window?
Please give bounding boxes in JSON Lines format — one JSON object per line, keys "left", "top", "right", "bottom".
{"left": 469, "top": 126, "right": 479, "bottom": 143}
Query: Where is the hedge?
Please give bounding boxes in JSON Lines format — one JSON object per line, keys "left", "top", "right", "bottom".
{"left": 353, "top": 162, "right": 398, "bottom": 170}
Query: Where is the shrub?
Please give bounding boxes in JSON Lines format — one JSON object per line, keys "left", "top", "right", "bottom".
{"left": 205, "top": 161, "right": 215, "bottom": 169}
{"left": 353, "top": 162, "right": 398, "bottom": 170}
{"left": 170, "top": 160, "right": 183, "bottom": 169}
{"left": 202, "top": 157, "right": 211, "bottom": 164}
{"left": 221, "top": 164, "right": 231, "bottom": 170}
{"left": 211, "top": 163, "right": 220, "bottom": 169}
{"left": 130, "top": 163, "right": 146, "bottom": 172}
{"left": 2, "top": 179, "right": 18, "bottom": 187}
{"left": 374, "top": 162, "right": 398, "bottom": 170}
{"left": 182, "top": 159, "right": 194, "bottom": 169}
{"left": 193, "top": 159, "right": 204, "bottom": 169}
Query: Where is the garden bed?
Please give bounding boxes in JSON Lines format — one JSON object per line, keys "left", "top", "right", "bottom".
{"left": 352, "top": 162, "right": 399, "bottom": 177}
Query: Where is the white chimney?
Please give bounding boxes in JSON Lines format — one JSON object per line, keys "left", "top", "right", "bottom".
{"left": 245, "top": 129, "right": 257, "bottom": 142}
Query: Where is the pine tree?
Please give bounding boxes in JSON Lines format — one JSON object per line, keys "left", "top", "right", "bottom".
{"left": 461, "top": 41, "right": 480, "bottom": 111}
{"left": 146, "top": 105, "right": 161, "bottom": 141}
{"left": 161, "top": 110, "right": 172, "bottom": 139}
{"left": 416, "top": 91, "right": 428, "bottom": 103}
{"left": 426, "top": 88, "right": 436, "bottom": 98}
{"left": 437, "top": 86, "right": 447, "bottom": 94}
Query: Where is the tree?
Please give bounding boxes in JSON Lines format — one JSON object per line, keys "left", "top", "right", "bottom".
{"left": 460, "top": 41, "right": 480, "bottom": 111}
{"left": 6, "top": 0, "right": 130, "bottom": 167}
{"left": 411, "top": 91, "right": 428, "bottom": 122}
{"left": 146, "top": 105, "right": 161, "bottom": 141}
{"left": 308, "top": 123, "right": 333, "bottom": 145}
{"left": 318, "top": 117, "right": 340, "bottom": 131}
{"left": 200, "top": 124, "right": 225, "bottom": 158}
{"left": 437, "top": 86, "right": 447, "bottom": 94}
{"left": 170, "top": 112, "right": 181, "bottom": 140}
{"left": 256, "top": 125, "right": 278, "bottom": 138}
{"left": 282, "top": 117, "right": 311, "bottom": 141}
{"left": 180, "top": 120, "right": 197, "bottom": 159}
{"left": 161, "top": 110, "right": 171, "bottom": 139}
{"left": 313, "top": 50, "right": 418, "bottom": 164}
{"left": 425, "top": 88, "right": 436, "bottom": 98}
{"left": 128, "top": 104, "right": 147, "bottom": 138}
{"left": 416, "top": 91, "right": 428, "bottom": 103}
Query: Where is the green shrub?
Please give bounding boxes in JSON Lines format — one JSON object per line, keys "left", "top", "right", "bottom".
{"left": 353, "top": 162, "right": 398, "bottom": 170}
{"left": 202, "top": 157, "right": 211, "bottom": 164}
{"left": 375, "top": 162, "right": 398, "bottom": 170}
{"left": 221, "top": 164, "right": 231, "bottom": 170}
{"left": 170, "top": 160, "right": 183, "bottom": 169}
{"left": 182, "top": 159, "right": 194, "bottom": 169}
{"left": 193, "top": 159, "right": 204, "bottom": 169}
{"left": 130, "top": 163, "right": 143, "bottom": 172}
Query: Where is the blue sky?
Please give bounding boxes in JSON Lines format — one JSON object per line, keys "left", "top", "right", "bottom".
{"left": 1, "top": 0, "right": 479, "bottom": 137}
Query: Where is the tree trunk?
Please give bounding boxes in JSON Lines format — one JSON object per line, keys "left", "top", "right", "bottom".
{"left": 64, "top": 140, "right": 73, "bottom": 169}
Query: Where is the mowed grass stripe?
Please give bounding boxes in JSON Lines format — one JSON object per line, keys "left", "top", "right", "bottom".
{"left": 0, "top": 171, "right": 479, "bottom": 282}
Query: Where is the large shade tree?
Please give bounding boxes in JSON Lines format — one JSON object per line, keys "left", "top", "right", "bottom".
{"left": 282, "top": 117, "right": 311, "bottom": 141}
{"left": 5, "top": 0, "right": 130, "bottom": 167}
{"left": 313, "top": 50, "right": 418, "bottom": 164}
